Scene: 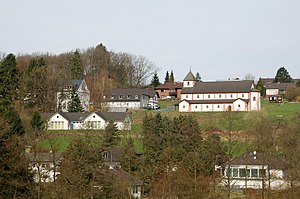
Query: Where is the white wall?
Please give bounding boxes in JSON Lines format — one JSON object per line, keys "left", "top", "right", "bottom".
{"left": 179, "top": 101, "right": 190, "bottom": 112}
{"left": 48, "top": 113, "right": 69, "bottom": 130}
{"left": 266, "top": 89, "right": 279, "bottom": 96}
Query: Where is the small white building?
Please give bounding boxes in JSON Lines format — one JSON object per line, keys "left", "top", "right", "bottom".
{"left": 57, "top": 79, "right": 90, "bottom": 112}
{"left": 222, "top": 151, "right": 289, "bottom": 190}
{"left": 179, "top": 71, "right": 261, "bottom": 112}
{"left": 102, "top": 88, "right": 157, "bottom": 109}
{"left": 26, "top": 152, "right": 62, "bottom": 183}
{"left": 44, "top": 112, "right": 131, "bottom": 130}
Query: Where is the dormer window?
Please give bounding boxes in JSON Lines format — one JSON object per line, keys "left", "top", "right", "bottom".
{"left": 119, "top": 95, "right": 123, "bottom": 99}
{"left": 127, "top": 95, "right": 131, "bottom": 99}
{"left": 103, "top": 96, "right": 106, "bottom": 99}
{"left": 111, "top": 95, "right": 114, "bottom": 99}
{"left": 135, "top": 95, "right": 139, "bottom": 99}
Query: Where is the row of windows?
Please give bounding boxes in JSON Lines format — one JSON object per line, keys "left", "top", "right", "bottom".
{"left": 184, "top": 95, "right": 256, "bottom": 101}
{"left": 228, "top": 168, "right": 266, "bottom": 178}
{"left": 50, "top": 121, "right": 64, "bottom": 129}
{"left": 103, "top": 95, "right": 140, "bottom": 100}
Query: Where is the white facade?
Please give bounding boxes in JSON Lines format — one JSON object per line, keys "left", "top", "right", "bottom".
{"left": 46, "top": 112, "right": 131, "bottom": 131}
{"left": 47, "top": 113, "right": 69, "bottom": 130}
{"left": 223, "top": 164, "right": 288, "bottom": 190}
{"left": 179, "top": 71, "right": 261, "bottom": 112}
{"left": 57, "top": 79, "right": 90, "bottom": 112}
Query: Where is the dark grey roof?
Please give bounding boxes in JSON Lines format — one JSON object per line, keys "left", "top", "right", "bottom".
{"left": 26, "top": 152, "right": 62, "bottom": 163}
{"left": 58, "top": 79, "right": 84, "bottom": 91}
{"left": 103, "top": 147, "right": 124, "bottom": 163}
{"left": 183, "top": 99, "right": 250, "bottom": 104}
{"left": 59, "top": 112, "right": 90, "bottom": 121}
{"left": 265, "top": 82, "right": 295, "bottom": 90}
{"left": 183, "top": 71, "right": 196, "bottom": 81}
{"left": 181, "top": 80, "right": 254, "bottom": 94}
{"left": 230, "top": 151, "right": 289, "bottom": 170}
{"left": 94, "top": 112, "right": 130, "bottom": 122}
{"left": 109, "top": 88, "right": 156, "bottom": 97}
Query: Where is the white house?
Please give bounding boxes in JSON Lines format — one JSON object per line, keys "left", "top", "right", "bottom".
{"left": 102, "top": 88, "right": 157, "bottom": 109}
{"left": 26, "top": 152, "right": 62, "bottom": 183}
{"left": 179, "top": 71, "right": 261, "bottom": 112}
{"left": 44, "top": 112, "right": 131, "bottom": 130}
{"left": 57, "top": 79, "right": 90, "bottom": 112}
{"left": 221, "top": 151, "right": 289, "bottom": 190}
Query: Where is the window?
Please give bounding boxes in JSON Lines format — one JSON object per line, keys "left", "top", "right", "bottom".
{"left": 242, "top": 94, "right": 244, "bottom": 98}
{"left": 217, "top": 105, "right": 220, "bottom": 108}
{"left": 219, "top": 94, "right": 222, "bottom": 98}
{"left": 251, "top": 169, "right": 258, "bottom": 177}
{"left": 232, "top": 168, "right": 238, "bottom": 177}
{"left": 135, "top": 95, "right": 139, "bottom": 99}
{"left": 183, "top": 105, "right": 185, "bottom": 108}
{"left": 111, "top": 95, "right": 114, "bottom": 99}
{"left": 186, "top": 95, "right": 188, "bottom": 98}
{"left": 195, "top": 105, "right": 198, "bottom": 108}
{"left": 197, "top": 95, "right": 199, "bottom": 99}
{"left": 259, "top": 169, "right": 266, "bottom": 177}
{"left": 161, "top": 89, "right": 165, "bottom": 92}
{"left": 103, "top": 95, "right": 106, "bottom": 99}
{"left": 57, "top": 116, "right": 59, "bottom": 118}
{"left": 206, "top": 105, "right": 209, "bottom": 108}
{"left": 187, "top": 82, "right": 190, "bottom": 86}
{"left": 119, "top": 95, "right": 123, "bottom": 99}
{"left": 103, "top": 152, "right": 109, "bottom": 159}
{"left": 230, "top": 94, "right": 233, "bottom": 98}
{"left": 208, "top": 95, "right": 210, "bottom": 98}
{"left": 238, "top": 104, "right": 241, "bottom": 108}
{"left": 127, "top": 95, "right": 131, "bottom": 99}
{"left": 253, "top": 96, "right": 256, "bottom": 101}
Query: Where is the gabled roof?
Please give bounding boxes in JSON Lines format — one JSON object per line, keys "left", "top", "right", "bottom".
{"left": 183, "top": 71, "right": 196, "bottom": 81}
{"left": 109, "top": 88, "right": 156, "bottom": 97}
{"left": 94, "top": 112, "right": 130, "bottom": 122}
{"left": 181, "top": 80, "right": 254, "bottom": 94}
{"left": 230, "top": 151, "right": 289, "bottom": 170}
{"left": 103, "top": 147, "right": 124, "bottom": 163}
{"left": 26, "top": 152, "right": 63, "bottom": 163}
{"left": 59, "top": 112, "right": 90, "bottom": 121}
{"left": 58, "top": 79, "right": 84, "bottom": 91}
{"left": 265, "top": 82, "right": 295, "bottom": 90}
{"left": 181, "top": 98, "right": 250, "bottom": 104}
{"left": 155, "top": 82, "right": 183, "bottom": 89}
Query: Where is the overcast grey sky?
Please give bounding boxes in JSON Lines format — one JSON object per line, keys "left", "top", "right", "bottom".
{"left": 1, "top": 0, "right": 299, "bottom": 81}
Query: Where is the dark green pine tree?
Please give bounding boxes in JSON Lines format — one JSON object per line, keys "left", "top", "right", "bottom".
{"left": 30, "top": 112, "right": 44, "bottom": 131}
{"left": 103, "top": 121, "right": 120, "bottom": 148}
{"left": 70, "top": 49, "right": 84, "bottom": 79}
{"left": 195, "top": 72, "right": 202, "bottom": 82}
{"left": 120, "top": 137, "right": 140, "bottom": 173}
{"left": 274, "top": 66, "right": 292, "bottom": 83}
{"left": 256, "top": 78, "right": 266, "bottom": 96}
{"left": 0, "top": 53, "right": 19, "bottom": 103}
{"left": 164, "top": 71, "right": 169, "bottom": 83}
{"left": 67, "top": 89, "right": 84, "bottom": 112}
{"left": 169, "top": 70, "right": 175, "bottom": 83}
{"left": 150, "top": 71, "right": 161, "bottom": 87}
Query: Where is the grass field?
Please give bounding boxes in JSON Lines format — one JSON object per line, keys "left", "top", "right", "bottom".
{"left": 37, "top": 98, "right": 300, "bottom": 153}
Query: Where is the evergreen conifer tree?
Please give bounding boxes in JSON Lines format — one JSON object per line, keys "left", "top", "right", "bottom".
{"left": 103, "top": 121, "right": 120, "bottom": 148}
{"left": 70, "top": 49, "right": 84, "bottom": 79}
{"left": 164, "top": 71, "right": 169, "bottom": 83}
{"left": 67, "top": 89, "right": 84, "bottom": 112}
{"left": 150, "top": 71, "right": 160, "bottom": 87}
{"left": 0, "top": 53, "right": 18, "bottom": 102}
{"left": 274, "top": 67, "right": 292, "bottom": 83}
{"left": 169, "top": 70, "right": 174, "bottom": 83}
{"left": 195, "top": 72, "right": 202, "bottom": 82}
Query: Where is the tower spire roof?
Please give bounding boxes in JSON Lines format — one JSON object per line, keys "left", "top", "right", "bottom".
{"left": 183, "top": 70, "right": 196, "bottom": 81}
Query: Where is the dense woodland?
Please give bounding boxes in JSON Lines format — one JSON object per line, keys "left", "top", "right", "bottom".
{"left": 1, "top": 44, "right": 300, "bottom": 198}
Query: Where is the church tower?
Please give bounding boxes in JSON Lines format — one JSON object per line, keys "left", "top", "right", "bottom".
{"left": 183, "top": 70, "right": 196, "bottom": 87}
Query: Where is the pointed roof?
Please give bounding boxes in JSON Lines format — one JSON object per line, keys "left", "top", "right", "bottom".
{"left": 183, "top": 71, "right": 196, "bottom": 81}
